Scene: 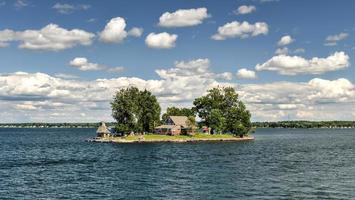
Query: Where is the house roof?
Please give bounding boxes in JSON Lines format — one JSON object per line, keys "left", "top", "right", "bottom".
{"left": 169, "top": 116, "right": 188, "bottom": 128}
{"left": 96, "top": 122, "right": 110, "bottom": 134}
{"left": 155, "top": 124, "right": 180, "bottom": 129}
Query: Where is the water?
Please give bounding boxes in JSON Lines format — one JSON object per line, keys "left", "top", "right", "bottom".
{"left": 0, "top": 128, "right": 354, "bottom": 199}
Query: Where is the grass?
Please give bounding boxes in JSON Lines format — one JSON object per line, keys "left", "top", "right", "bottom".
{"left": 124, "top": 133, "right": 238, "bottom": 141}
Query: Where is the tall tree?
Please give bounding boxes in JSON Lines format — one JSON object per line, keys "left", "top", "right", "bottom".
{"left": 193, "top": 87, "right": 251, "bottom": 135}
{"left": 111, "top": 87, "right": 161, "bottom": 134}
{"left": 161, "top": 107, "right": 195, "bottom": 121}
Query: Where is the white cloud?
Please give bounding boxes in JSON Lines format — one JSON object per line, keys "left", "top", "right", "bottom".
{"left": 69, "top": 57, "right": 124, "bottom": 72}
{"left": 324, "top": 32, "right": 348, "bottom": 46}
{"left": 145, "top": 32, "right": 177, "bottom": 49}
{"left": 70, "top": 57, "right": 105, "bottom": 71}
{"left": 211, "top": 21, "right": 268, "bottom": 40}
{"left": 237, "top": 68, "right": 257, "bottom": 79}
{"left": 308, "top": 78, "right": 354, "bottom": 102}
{"left": 54, "top": 73, "right": 79, "bottom": 79}
{"left": 128, "top": 27, "right": 143, "bottom": 37}
{"left": 278, "top": 35, "right": 294, "bottom": 46}
{"left": 15, "top": 103, "right": 37, "bottom": 110}
{"left": 1, "top": 61, "right": 355, "bottom": 122}
{"left": 99, "top": 17, "right": 128, "bottom": 43}
{"left": 158, "top": 7, "right": 209, "bottom": 27}
{"left": 217, "top": 72, "right": 233, "bottom": 80}
{"left": 52, "top": 3, "right": 90, "bottom": 14}
{"left": 256, "top": 51, "right": 350, "bottom": 75}
{"left": 14, "top": 0, "right": 28, "bottom": 9}
{"left": 0, "top": 24, "right": 95, "bottom": 51}
{"left": 234, "top": 5, "right": 256, "bottom": 15}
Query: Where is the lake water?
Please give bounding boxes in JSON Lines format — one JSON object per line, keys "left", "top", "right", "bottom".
{"left": 0, "top": 128, "right": 354, "bottom": 199}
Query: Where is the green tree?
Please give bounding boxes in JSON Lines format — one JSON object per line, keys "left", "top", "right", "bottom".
{"left": 161, "top": 107, "right": 195, "bottom": 121}
{"left": 136, "top": 90, "right": 161, "bottom": 133}
{"left": 193, "top": 87, "right": 251, "bottom": 135}
{"left": 111, "top": 87, "right": 161, "bottom": 134}
{"left": 208, "top": 109, "right": 225, "bottom": 134}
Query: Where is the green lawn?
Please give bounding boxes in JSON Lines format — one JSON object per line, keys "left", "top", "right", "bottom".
{"left": 124, "top": 133, "right": 237, "bottom": 141}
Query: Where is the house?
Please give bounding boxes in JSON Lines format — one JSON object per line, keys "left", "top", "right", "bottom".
{"left": 96, "top": 122, "right": 111, "bottom": 137}
{"left": 155, "top": 116, "right": 194, "bottom": 135}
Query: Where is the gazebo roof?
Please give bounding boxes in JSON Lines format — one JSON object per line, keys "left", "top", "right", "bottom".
{"left": 96, "top": 122, "right": 110, "bottom": 134}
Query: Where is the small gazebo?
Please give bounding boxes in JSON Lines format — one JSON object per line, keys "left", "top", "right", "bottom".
{"left": 96, "top": 122, "right": 111, "bottom": 137}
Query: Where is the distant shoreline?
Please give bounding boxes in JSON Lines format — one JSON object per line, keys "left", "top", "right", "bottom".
{"left": 1, "top": 121, "right": 355, "bottom": 129}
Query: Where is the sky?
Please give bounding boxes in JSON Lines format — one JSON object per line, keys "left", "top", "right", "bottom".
{"left": 0, "top": 0, "right": 354, "bottom": 123}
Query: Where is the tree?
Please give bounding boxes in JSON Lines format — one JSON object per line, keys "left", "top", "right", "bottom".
{"left": 208, "top": 109, "right": 225, "bottom": 134}
{"left": 185, "top": 116, "right": 197, "bottom": 135}
{"left": 136, "top": 90, "right": 161, "bottom": 133}
{"left": 111, "top": 87, "right": 161, "bottom": 134}
{"left": 193, "top": 87, "right": 251, "bottom": 136}
{"left": 161, "top": 107, "right": 195, "bottom": 122}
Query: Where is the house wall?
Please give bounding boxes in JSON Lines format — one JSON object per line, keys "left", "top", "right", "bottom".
{"left": 155, "top": 128, "right": 181, "bottom": 135}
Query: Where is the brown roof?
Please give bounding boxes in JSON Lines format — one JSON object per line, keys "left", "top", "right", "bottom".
{"left": 155, "top": 125, "right": 180, "bottom": 129}
{"left": 96, "top": 122, "right": 110, "bottom": 134}
{"left": 169, "top": 116, "right": 188, "bottom": 128}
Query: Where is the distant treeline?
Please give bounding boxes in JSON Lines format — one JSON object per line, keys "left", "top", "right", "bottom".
{"left": 1, "top": 121, "right": 355, "bottom": 129}
{"left": 0, "top": 122, "right": 116, "bottom": 128}
{"left": 252, "top": 121, "right": 355, "bottom": 128}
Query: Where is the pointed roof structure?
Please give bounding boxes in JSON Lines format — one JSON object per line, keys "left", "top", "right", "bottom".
{"left": 169, "top": 116, "right": 188, "bottom": 128}
{"left": 96, "top": 122, "right": 110, "bottom": 134}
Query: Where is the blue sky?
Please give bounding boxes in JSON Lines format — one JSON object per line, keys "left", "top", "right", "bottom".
{"left": 0, "top": 0, "right": 354, "bottom": 122}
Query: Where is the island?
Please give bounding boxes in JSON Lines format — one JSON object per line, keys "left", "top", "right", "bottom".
{"left": 89, "top": 87, "right": 255, "bottom": 143}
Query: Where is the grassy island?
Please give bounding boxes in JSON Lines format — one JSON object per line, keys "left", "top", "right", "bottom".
{"left": 88, "top": 133, "right": 254, "bottom": 143}
{"left": 90, "top": 86, "right": 255, "bottom": 144}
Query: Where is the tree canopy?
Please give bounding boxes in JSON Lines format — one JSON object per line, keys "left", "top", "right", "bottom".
{"left": 161, "top": 107, "right": 195, "bottom": 122}
{"left": 193, "top": 87, "right": 251, "bottom": 136}
{"left": 111, "top": 87, "right": 161, "bottom": 134}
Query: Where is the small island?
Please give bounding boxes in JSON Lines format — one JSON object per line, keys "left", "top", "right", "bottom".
{"left": 89, "top": 87, "right": 254, "bottom": 143}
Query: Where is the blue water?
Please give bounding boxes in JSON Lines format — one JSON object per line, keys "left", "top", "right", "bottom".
{"left": 0, "top": 128, "right": 354, "bottom": 199}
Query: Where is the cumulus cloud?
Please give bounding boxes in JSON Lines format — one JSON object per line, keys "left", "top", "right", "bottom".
{"left": 99, "top": 17, "right": 128, "bottom": 43}
{"left": 256, "top": 51, "right": 350, "bottom": 75}
{"left": 145, "top": 32, "right": 177, "bottom": 49}
{"left": 99, "top": 17, "right": 142, "bottom": 43}
{"left": 70, "top": 57, "right": 105, "bottom": 71}
{"left": 158, "top": 7, "right": 209, "bottom": 27}
{"left": 0, "top": 24, "right": 95, "bottom": 51}
{"left": 238, "top": 78, "right": 355, "bottom": 121}
{"left": 237, "top": 68, "right": 257, "bottom": 79}
{"left": 211, "top": 21, "right": 268, "bottom": 40}
{"left": 277, "top": 35, "right": 294, "bottom": 46}
{"left": 128, "top": 27, "right": 143, "bottom": 37}
{"left": 234, "top": 5, "right": 256, "bottom": 15}
{"left": 324, "top": 32, "right": 348, "bottom": 46}
{"left": 1, "top": 70, "right": 354, "bottom": 122}
{"left": 69, "top": 57, "right": 124, "bottom": 72}
{"left": 52, "top": 3, "right": 91, "bottom": 14}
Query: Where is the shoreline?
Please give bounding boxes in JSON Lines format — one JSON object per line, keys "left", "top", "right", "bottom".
{"left": 87, "top": 135, "right": 255, "bottom": 143}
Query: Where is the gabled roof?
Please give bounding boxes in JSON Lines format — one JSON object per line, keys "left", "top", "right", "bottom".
{"left": 155, "top": 125, "right": 180, "bottom": 129}
{"left": 169, "top": 116, "right": 188, "bottom": 128}
{"left": 96, "top": 122, "right": 110, "bottom": 134}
